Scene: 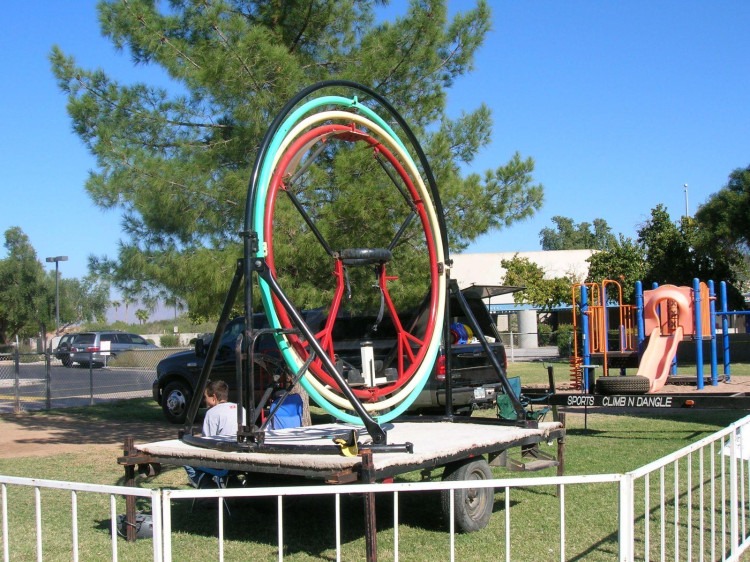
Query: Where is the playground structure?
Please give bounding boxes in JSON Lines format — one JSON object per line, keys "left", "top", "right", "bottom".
{"left": 635, "top": 282, "right": 707, "bottom": 393}
{"left": 571, "top": 278, "right": 740, "bottom": 393}
{"left": 570, "top": 279, "right": 637, "bottom": 386}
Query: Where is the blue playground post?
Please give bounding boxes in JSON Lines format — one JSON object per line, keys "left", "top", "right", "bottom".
{"left": 708, "top": 280, "right": 718, "bottom": 386}
{"left": 693, "top": 278, "right": 704, "bottom": 390}
{"left": 717, "top": 288, "right": 750, "bottom": 382}
{"left": 720, "top": 281, "right": 732, "bottom": 381}
{"left": 580, "top": 284, "right": 591, "bottom": 392}
{"left": 635, "top": 280, "right": 645, "bottom": 350}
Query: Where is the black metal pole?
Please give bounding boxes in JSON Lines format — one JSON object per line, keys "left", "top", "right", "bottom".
{"left": 444, "top": 272, "right": 453, "bottom": 416}
{"left": 182, "top": 259, "right": 245, "bottom": 435}
{"left": 449, "top": 279, "right": 528, "bottom": 422}
{"left": 255, "top": 259, "right": 387, "bottom": 445}
{"left": 361, "top": 449, "right": 378, "bottom": 562}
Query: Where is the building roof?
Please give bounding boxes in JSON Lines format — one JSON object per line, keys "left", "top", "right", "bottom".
{"left": 459, "top": 284, "right": 524, "bottom": 299}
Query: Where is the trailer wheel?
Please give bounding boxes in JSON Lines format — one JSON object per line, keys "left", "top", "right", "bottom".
{"left": 596, "top": 375, "right": 650, "bottom": 395}
{"left": 441, "top": 458, "right": 494, "bottom": 533}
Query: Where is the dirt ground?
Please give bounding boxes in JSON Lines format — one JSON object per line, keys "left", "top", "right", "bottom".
{"left": 648, "top": 374, "right": 750, "bottom": 394}
{"left": 2, "top": 375, "right": 749, "bottom": 459}
{"left": 0, "top": 413, "right": 179, "bottom": 459}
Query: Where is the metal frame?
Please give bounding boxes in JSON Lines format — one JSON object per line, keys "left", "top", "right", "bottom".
{"left": 242, "top": 80, "right": 447, "bottom": 446}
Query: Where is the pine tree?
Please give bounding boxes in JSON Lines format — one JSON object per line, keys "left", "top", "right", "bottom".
{"left": 51, "top": 0, "right": 543, "bottom": 318}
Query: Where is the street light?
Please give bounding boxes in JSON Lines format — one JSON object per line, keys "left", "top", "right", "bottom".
{"left": 683, "top": 183, "right": 689, "bottom": 219}
{"left": 45, "top": 256, "right": 68, "bottom": 335}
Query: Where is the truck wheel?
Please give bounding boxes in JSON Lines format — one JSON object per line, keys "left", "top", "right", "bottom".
{"left": 441, "top": 458, "right": 494, "bottom": 533}
{"left": 596, "top": 375, "right": 650, "bottom": 395}
{"left": 162, "top": 381, "right": 191, "bottom": 424}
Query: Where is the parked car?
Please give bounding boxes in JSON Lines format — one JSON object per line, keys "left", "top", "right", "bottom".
{"left": 154, "top": 287, "right": 508, "bottom": 423}
{"left": 70, "top": 331, "right": 158, "bottom": 367}
{"left": 324, "top": 287, "right": 508, "bottom": 415}
{"left": 154, "top": 313, "right": 311, "bottom": 423}
{"left": 54, "top": 333, "right": 78, "bottom": 367}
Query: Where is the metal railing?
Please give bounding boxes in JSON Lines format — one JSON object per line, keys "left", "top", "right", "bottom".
{"left": 2, "top": 416, "right": 750, "bottom": 561}
{"left": 0, "top": 476, "right": 162, "bottom": 562}
{"left": 626, "top": 419, "right": 750, "bottom": 561}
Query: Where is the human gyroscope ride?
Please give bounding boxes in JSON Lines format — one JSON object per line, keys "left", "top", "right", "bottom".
{"left": 180, "top": 80, "right": 527, "bottom": 452}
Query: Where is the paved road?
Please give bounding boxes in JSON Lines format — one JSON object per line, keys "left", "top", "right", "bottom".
{"left": 0, "top": 361, "right": 156, "bottom": 413}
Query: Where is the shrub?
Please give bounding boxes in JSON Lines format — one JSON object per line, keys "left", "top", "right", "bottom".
{"left": 537, "top": 323, "right": 553, "bottom": 346}
{"left": 556, "top": 324, "right": 574, "bottom": 358}
{"left": 159, "top": 333, "right": 181, "bottom": 347}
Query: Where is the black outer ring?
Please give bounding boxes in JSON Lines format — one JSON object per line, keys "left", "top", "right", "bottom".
{"left": 242, "top": 80, "right": 450, "bottom": 326}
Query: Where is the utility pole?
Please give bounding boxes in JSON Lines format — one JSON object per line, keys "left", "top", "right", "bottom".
{"left": 45, "top": 256, "right": 69, "bottom": 335}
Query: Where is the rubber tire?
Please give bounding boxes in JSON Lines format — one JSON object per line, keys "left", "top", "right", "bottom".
{"left": 440, "top": 458, "right": 494, "bottom": 533}
{"left": 162, "top": 381, "right": 192, "bottom": 424}
{"left": 61, "top": 357, "right": 73, "bottom": 367}
{"left": 596, "top": 375, "right": 650, "bottom": 395}
{"left": 340, "top": 247, "right": 393, "bottom": 265}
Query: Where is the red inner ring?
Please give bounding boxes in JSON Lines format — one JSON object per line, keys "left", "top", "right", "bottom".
{"left": 263, "top": 123, "right": 440, "bottom": 402}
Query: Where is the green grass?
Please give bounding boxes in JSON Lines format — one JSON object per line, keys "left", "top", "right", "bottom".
{"left": 7, "top": 397, "right": 168, "bottom": 424}
{"left": 0, "top": 398, "right": 747, "bottom": 560}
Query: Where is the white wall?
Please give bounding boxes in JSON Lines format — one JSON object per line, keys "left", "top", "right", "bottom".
{"left": 450, "top": 249, "right": 596, "bottom": 304}
{"left": 142, "top": 333, "right": 201, "bottom": 347}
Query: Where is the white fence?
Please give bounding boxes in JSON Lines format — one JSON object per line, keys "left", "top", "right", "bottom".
{"left": 3, "top": 416, "right": 750, "bottom": 561}
{"left": 0, "top": 476, "right": 161, "bottom": 562}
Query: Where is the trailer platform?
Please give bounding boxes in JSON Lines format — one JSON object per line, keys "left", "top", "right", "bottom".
{"left": 128, "top": 419, "right": 565, "bottom": 484}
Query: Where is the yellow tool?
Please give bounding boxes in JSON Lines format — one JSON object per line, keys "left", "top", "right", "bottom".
{"left": 333, "top": 429, "right": 359, "bottom": 457}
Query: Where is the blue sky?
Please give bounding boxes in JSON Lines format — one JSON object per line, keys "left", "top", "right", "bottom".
{"left": 2, "top": 1, "right": 749, "bottom": 285}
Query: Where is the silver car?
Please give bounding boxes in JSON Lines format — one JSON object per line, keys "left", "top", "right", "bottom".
{"left": 70, "top": 331, "right": 157, "bottom": 367}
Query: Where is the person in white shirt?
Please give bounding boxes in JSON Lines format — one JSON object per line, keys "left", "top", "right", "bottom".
{"left": 201, "top": 380, "right": 240, "bottom": 437}
{"left": 184, "top": 380, "right": 242, "bottom": 487}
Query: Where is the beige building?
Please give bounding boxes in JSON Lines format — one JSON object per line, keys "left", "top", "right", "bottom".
{"left": 450, "top": 249, "right": 596, "bottom": 304}
{"left": 450, "top": 250, "right": 596, "bottom": 349}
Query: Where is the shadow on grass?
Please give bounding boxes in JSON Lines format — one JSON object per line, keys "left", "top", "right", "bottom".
{"left": 1, "top": 398, "right": 178, "bottom": 448}
{"left": 117, "top": 477, "right": 543, "bottom": 559}
{"left": 94, "top": 491, "right": 621, "bottom": 561}
{"left": 114, "top": 483, "right": 470, "bottom": 558}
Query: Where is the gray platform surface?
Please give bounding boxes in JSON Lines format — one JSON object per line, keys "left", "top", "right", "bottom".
{"left": 136, "top": 421, "right": 564, "bottom": 479}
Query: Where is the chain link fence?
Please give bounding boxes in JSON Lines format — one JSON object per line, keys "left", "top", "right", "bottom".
{"left": 496, "top": 329, "right": 565, "bottom": 362}
{"left": 0, "top": 347, "right": 189, "bottom": 414}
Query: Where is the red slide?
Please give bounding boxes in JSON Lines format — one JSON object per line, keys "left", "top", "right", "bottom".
{"left": 636, "top": 326, "right": 683, "bottom": 393}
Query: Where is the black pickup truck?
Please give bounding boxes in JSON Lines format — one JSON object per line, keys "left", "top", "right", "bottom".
{"left": 153, "top": 287, "right": 509, "bottom": 423}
